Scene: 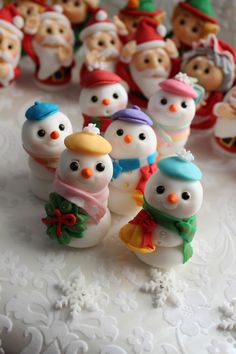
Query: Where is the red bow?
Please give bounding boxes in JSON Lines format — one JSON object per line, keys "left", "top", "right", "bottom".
{"left": 129, "top": 209, "right": 156, "bottom": 249}
{"left": 42, "top": 209, "right": 77, "bottom": 237}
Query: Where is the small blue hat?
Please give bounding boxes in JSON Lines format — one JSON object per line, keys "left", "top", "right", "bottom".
{"left": 158, "top": 151, "right": 202, "bottom": 182}
{"left": 25, "top": 102, "right": 59, "bottom": 121}
{"left": 112, "top": 105, "right": 153, "bottom": 126}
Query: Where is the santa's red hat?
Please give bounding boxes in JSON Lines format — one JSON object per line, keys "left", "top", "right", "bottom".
{"left": 40, "top": 5, "right": 71, "bottom": 28}
{"left": 80, "top": 9, "right": 116, "bottom": 41}
{"left": 0, "top": 4, "right": 23, "bottom": 39}
{"left": 134, "top": 18, "right": 167, "bottom": 52}
{"left": 80, "top": 69, "right": 122, "bottom": 88}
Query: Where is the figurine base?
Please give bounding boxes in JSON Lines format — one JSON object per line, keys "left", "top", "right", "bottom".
{"left": 34, "top": 79, "right": 70, "bottom": 92}
{"left": 68, "top": 210, "right": 111, "bottom": 248}
{"left": 29, "top": 175, "right": 53, "bottom": 201}
{"left": 212, "top": 137, "right": 236, "bottom": 158}
{"left": 108, "top": 186, "right": 141, "bottom": 216}
{"left": 135, "top": 246, "right": 183, "bottom": 269}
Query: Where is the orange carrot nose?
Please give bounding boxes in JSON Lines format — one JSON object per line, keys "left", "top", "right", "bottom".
{"left": 169, "top": 104, "right": 177, "bottom": 113}
{"left": 81, "top": 168, "right": 93, "bottom": 179}
{"left": 167, "top": 193, "right": 179, "bottom": 204}
{"left": 50, "top": 131, "right": 60, "bottom": 140}
{"left": 102, "top": 98, "right": 110, "bottom": 106}
{"left": 124, "top": 134, "right": 133, "bottom": 144}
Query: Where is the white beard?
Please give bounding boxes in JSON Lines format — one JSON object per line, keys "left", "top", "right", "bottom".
{"left": 130, "top": 63, "right": 170, "bottom": 99}
{"left": 32, "top": 41, "right": 66, "bottom": 80}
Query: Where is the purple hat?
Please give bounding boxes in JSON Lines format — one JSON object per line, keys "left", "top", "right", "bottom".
{"left": 112, "top": 105, "right": 153, "bottom": 126}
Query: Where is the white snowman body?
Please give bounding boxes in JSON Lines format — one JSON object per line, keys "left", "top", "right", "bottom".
{"left": 136, "top": 169, "right": 203, "bottom": 268}
{"left": 148, "top": 81, "right": 196, "bottom": 157}
{"left": 104, "top": 119, "right": 157, "bottom": 216}
{"left": 22, "top": 110, "right": 73, "bottom": 200}
{"left": 57, "top": 147, "right": 113, "bottom": 248}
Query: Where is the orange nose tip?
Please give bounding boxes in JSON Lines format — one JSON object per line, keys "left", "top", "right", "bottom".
{"left": 81, "top": 168, "right": 93, "bottom": 179}
{"left": 50, "top": 131, "right": 60, "bottom": 140}
{"left": 124, "top": 134, "right": 133, "bottom": 144}
{"left": 102, "top": 98, "right": 110, "bottom": 106}
{"left": 169, "top": 104, "right": 177, "bottom": 113}
{"left": 167, "top": 193, "right": 179, "bottom": 204}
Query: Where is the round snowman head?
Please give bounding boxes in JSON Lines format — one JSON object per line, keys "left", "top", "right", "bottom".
{"left": 145, "top": 150, "right": 203, "bottom": 219}
{"left": 148, "top": 73, "right": 198, "bottom": 128}
{"left": 79, "top": 82, "right": 128, "bottom": 118}
{"left": 104, "top": 106, "right": 157, "bottom": 160}
{"left": 58, "top": 125, "right": 113, "bottom": 193}
{"left": 22, "top": 102, "right": 73, "bottom": 157}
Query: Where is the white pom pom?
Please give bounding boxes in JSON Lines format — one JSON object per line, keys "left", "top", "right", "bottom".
{"left": 175, "top": 72, "right": 195, "bottom": 86}
{"left": 83, "top": 123, "right": 100, "bottom": 135}
{"left": 95, "top": 10, "right": 108, "bottom": 22}
{"left": 53, "top": 5, "right": 63, "bottom": 13}
{"left": 156, "top": 24, "right": 167, "bottom": 38}
{"left": 13, "top": 15, "right": 24, "bottom": 29}
{"left": 177, "top": 148, "right": 194, "bottom": 162}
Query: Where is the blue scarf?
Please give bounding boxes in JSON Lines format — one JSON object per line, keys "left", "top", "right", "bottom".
{"left": 112, "top": 151, "right": 157, "bottom": 180}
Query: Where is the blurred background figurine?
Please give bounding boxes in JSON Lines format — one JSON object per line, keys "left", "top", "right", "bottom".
{"left": 0, "top": 4, "right": 23, "bottom": 88}
{"left": 23, "top": 6, "right": 75, "bottom": 90}
{"left": 167, "top": 0, "right": 220, "bottom": 55}
{"left": 117, "top": 18, "right": 179, "bottom": 109}
{"left": 213, "top": 86, "right": 236, "bottom": 156}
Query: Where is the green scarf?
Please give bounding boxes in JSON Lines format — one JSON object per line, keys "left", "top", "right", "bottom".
{"left": 143, "top": 198, "right": 197, "bottom": 263}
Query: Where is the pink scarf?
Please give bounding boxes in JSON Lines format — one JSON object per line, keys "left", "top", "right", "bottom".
{"left": 54, "top": 173, "right": 108, "bottom": 224}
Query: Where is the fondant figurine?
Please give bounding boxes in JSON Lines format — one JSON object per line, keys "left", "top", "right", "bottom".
{"left": 0, "top": 4, "right": 23, "bottom": 88}
{"left": 182, "top": 34, "right": 236, "bottom": 130}
{"left": 168, "top": 0, "right": 219, "bottom": 55}
{"left": 79, "top": 9, "right": 123, "bottom": 77}
{"left": 12, "top": 0, "right": 47, "bottom": 35}
{"left": 52, "top": 0, "right": 98, "bottom": 51}
{"left": 116, "top": 0, "right": 165, "bottom": 44}
{"left": 23, "top": 7, "right": 75, "bottom": 90}
{"left": 148, "top": 73, "right": 201, "bottom": 156}
{"left": 120, "top": 149, "right": 203, "bottom": 268}
{"left": 22, "top": 102, "right": 73, "bottom": 200}
{"left": 79, "top": 69, "right": 128, "bottom": 134}
{"left": 42, "top": 124, "right": 113, "bottom": 248}
{"left": 213, "top": 86, "right": 236, "bottom": 156}
{"left": 104, "top": 106, "right": 157, "bottom": 216}
{"left": 117, "top": 18, "right": 179, "bottom": 109}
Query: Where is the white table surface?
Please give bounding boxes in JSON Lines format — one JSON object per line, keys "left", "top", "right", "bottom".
{"left": 1, "top": 2, "right": 236, "bottom": 354}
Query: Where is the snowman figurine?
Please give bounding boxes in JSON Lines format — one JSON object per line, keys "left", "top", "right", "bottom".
{"left": 148, "top": 73, "right": 203, "bottom": 157}
{"left": 79, "top": 69, "right": 128, "bottom": 134}
{"left": 22, "top": 102, "right": 73, "bottom": 200}
{"left": 104, "top": 106, "right": 157, "bottom": 216}
{"left": 120, "top": 149, "right": 203, "bottom": 269}
{"left": 42, "top": 124, "right": 113, "bottom": 248}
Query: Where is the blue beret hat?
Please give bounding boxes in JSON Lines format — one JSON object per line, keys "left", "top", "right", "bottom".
{"left": 25, "top": 102, "right": 59, "bottom": 121}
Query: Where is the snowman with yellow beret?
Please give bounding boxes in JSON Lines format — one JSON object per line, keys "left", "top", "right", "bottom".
{"left": 42, "top": 124, "right": 113, "bottom": 248}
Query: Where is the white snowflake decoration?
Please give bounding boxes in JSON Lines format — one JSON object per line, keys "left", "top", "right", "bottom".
{"left": 83, "top": 123, "right": 100, "bottom": 135}
{"left": 140, "top": 268, "right": 187, "bottom": 308}
{"left": 218, "top": 299, "right": 236, "bottom": 332}
{"left": 55, "top": 275, "right": 107, "bottom": 319}
{"left": 177, "top": 148, "right": 194, "bottom": 162}
{"left": 175, "top": 72, "right": 193, "bottom": 86}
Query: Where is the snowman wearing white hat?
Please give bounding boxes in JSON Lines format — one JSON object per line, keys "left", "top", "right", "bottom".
{"left": 22, "top": 101, "right": 73, "bottom": 200}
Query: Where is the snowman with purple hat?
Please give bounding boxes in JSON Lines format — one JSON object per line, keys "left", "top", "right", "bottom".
{"left": 104, "top": 105, "right": 157, "bottom": 216}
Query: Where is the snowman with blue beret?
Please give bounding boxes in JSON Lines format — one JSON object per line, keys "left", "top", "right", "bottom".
{"left": 22, "top": 101, "right": 73, "bottom": 200}
{"left": 120, "top": 149, "right": 203, "bottom": 269}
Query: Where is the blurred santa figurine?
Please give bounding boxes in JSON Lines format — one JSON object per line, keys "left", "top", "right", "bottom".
{"left": 0, "top": 4, "right": 24, "bottom": 88}
{"left": 214, "top": 86, "right": 236, "bottom": 156}
{"left": 117, "top": 18, "right": 179, "bottom": 109}
{"left": 79, "top": 8, "right": 123, "bottom": 79}
{"left": 23, "top": 6, "right": 75, "bottom": 91}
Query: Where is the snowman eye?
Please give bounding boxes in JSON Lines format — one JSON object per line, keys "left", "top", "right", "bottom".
{"left": 96, "top": 162, "right": 105, "bottom": 172}
{"left": 139, "top": 133, "right": 146, "bottom": 140}
{"left": 37, "top": 129, "right": 46, "bottom": 137}
{"left": 70, "top": 161, "right": 80, "bottom": 171}
{"left": 182, "top": 191, "right": 191, "bottom": 200}
{"left": 59, "top": 124, "right": 65, "bottom": 131}
{"left": 160, "top": 98, "right": 168, "bottom": 105}
{"left": 116, "top": 129, "right": 124, "bottom": 136}
{"left": 156, "top": 185, "right": 165, "bottom": 194}
{"left": 113, "top": 93, "right": 119, "bottom": 99}
{"left": 91, "top": 96, "right": 98, "bottom": 103}
{"left": 181, "top": 101, "right": 188, "bottom": 109}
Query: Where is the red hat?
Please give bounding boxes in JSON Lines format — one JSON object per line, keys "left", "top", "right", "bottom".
{"left": 0, "top": 4, "right": 23, "bottom": 39}
{"left": 134, "top": 18, "right": 167, "bottom": 52}
{"left": 80, "top": 69, "right": 122, "bottom": 88}
{"left": 159, "top": 73, "right": 198, "bottom": 99}
{"left": 80, "top": 9, "right": 116, "bottom": 41}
